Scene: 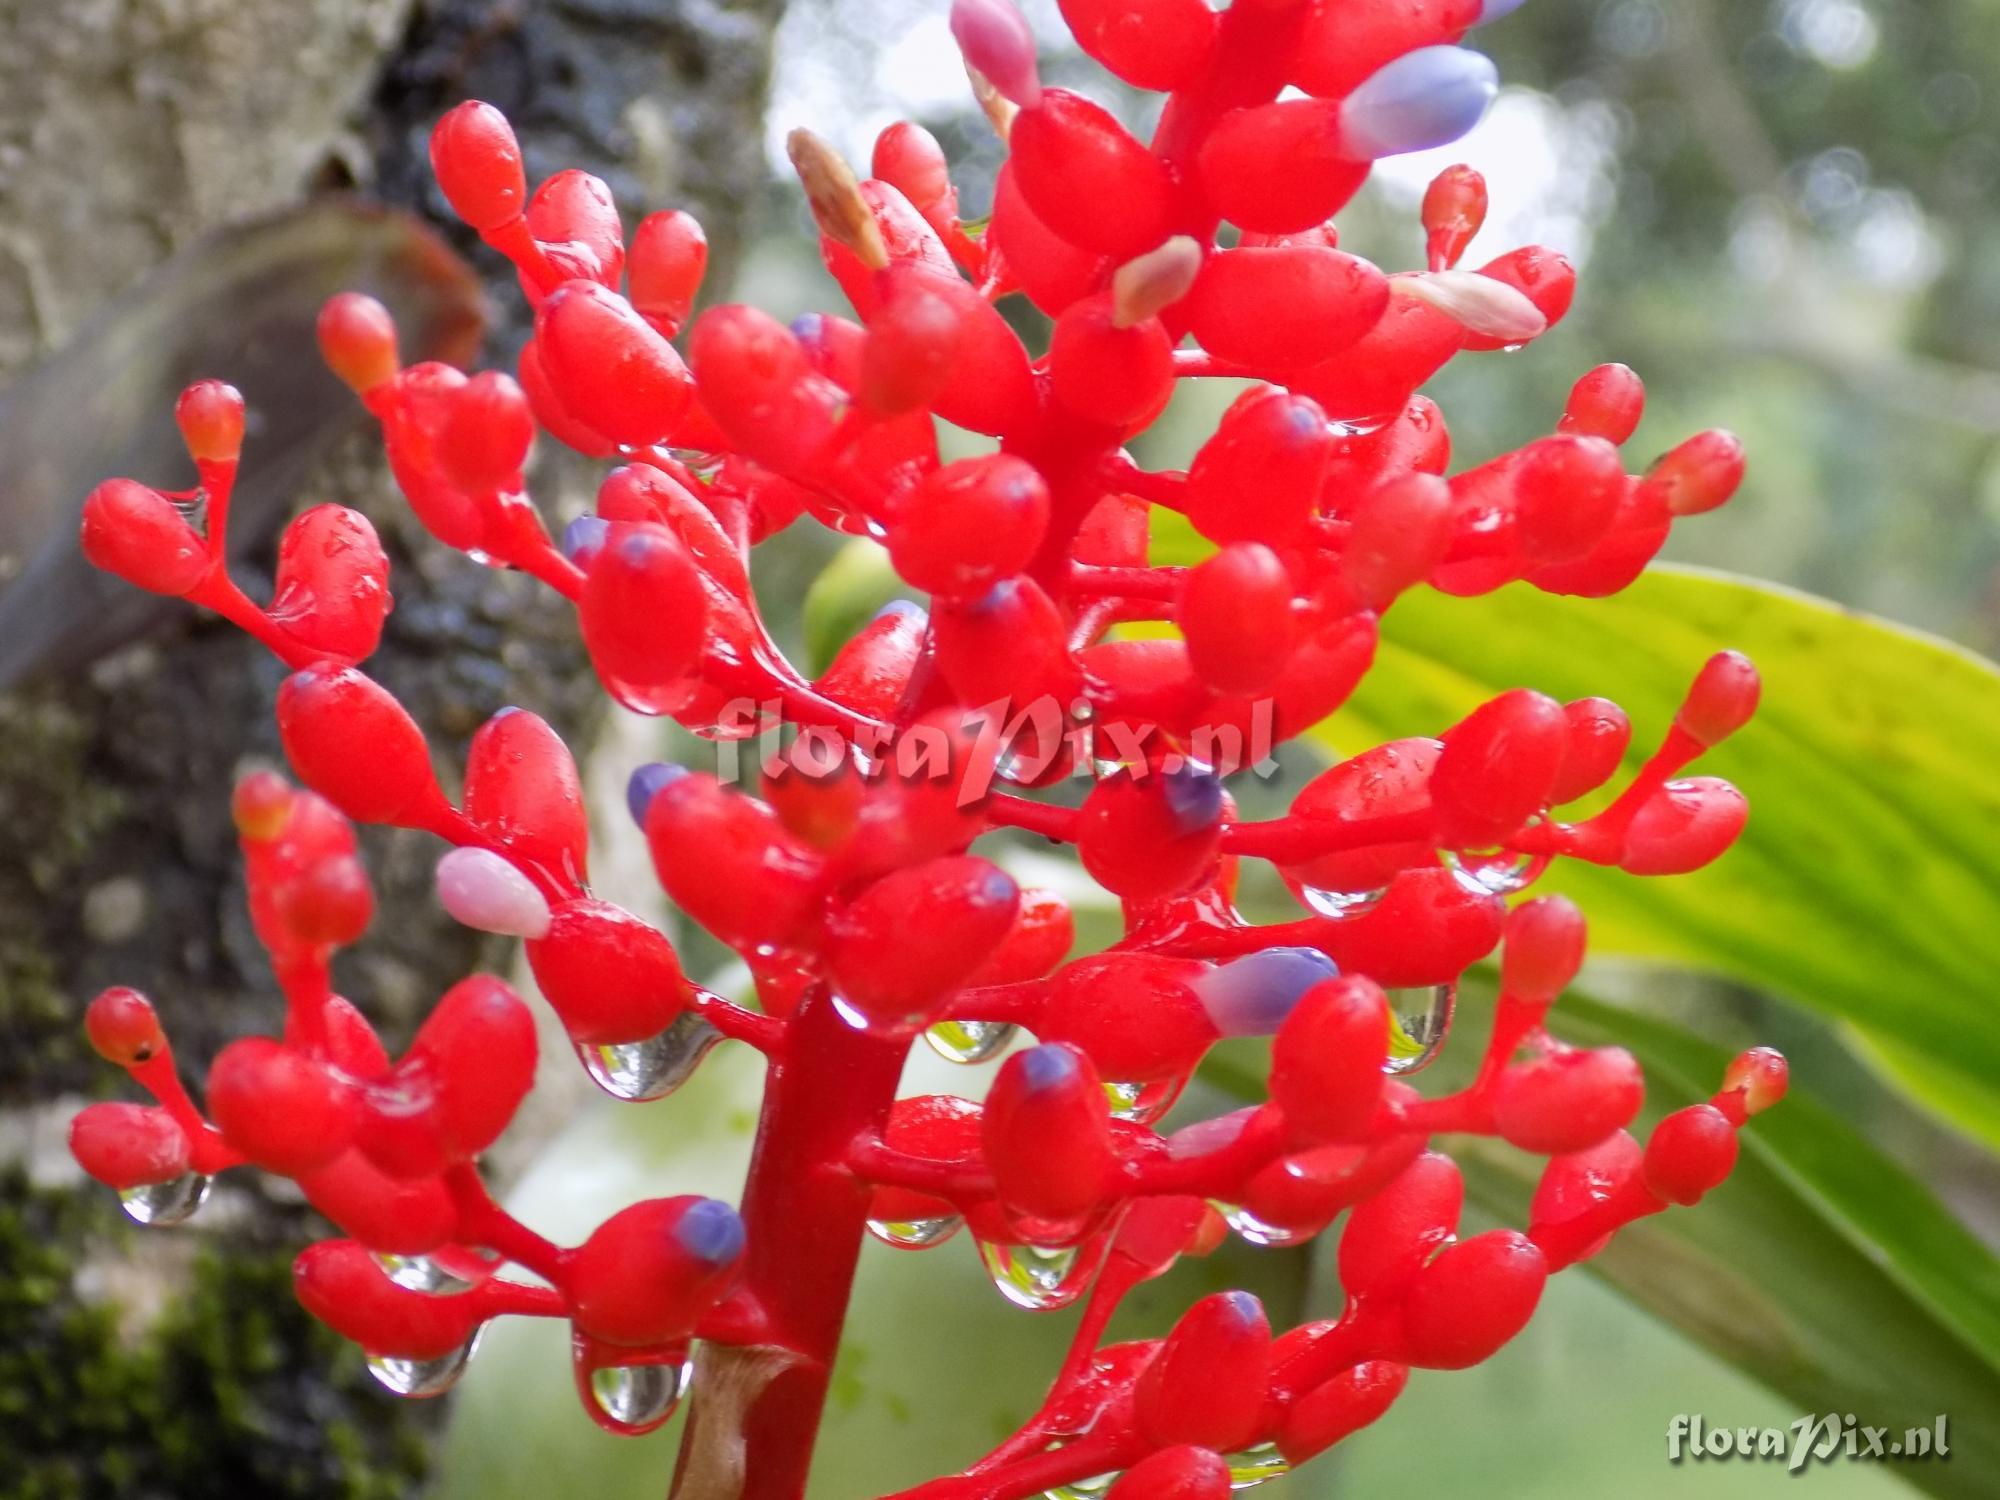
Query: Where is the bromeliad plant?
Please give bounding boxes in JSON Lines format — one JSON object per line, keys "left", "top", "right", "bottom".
{"left": 65, "top": 0, "right": 1789, "bottom": 1495}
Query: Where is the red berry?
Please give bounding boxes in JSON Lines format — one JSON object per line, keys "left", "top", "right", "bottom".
{"left": 1184, "top": 246, "right": 1389, "bottom": 370}
{"left": 70, "top": 1102, "right": 190, "bottom": 1189}
{"left": 627, "top": 210, "right": 708, "bottom": 336}
{"left": 1059, "top": 0, "right": 1215, "bottom": 89}
{"left": 1135, "top": 1290, "right": 1272, "bottom": 1450}
{"left": 1197, "top": 99, "right": 1369, "bottom": 235}
{"left": 269, "top": 504, "right": 392, "bottom": 662}
{"left": 1549, "top": 696, "right": 1631, "bottom": 803}
{"left": 568, "top": 1197, "right": 745, "bottom": 1346}
{"left": 1560, "top": 363, "right": 1646, "bottom": 444}
{"left": 578, "top": 523, "right": 709, "bottom": 714}
{"left": 826, "top": 856, "right": 1021, "bottom": 1031}
{"left": 886, "top": 454, "right": 1049, "bottom": 597}
{"left": 277, "top": 666, "right": 448, "bottom": 827}
{"left": 79, "top": 479, "right": 208, "bottom": 596}
{"left": 430, "top": 101, "right": 528, "bottom": 231}
{"left": 273, "top": 853, "right": 375, "bottom": 946}
{"left": 1187, "top": 387, "right": 1333, "bottom": 547}
{"left": 1009, "top": 90, "right": 1174, "bottom": 259}
{"left": 1646, "top": 429, "right": 1745, "bottom": 516}
{"left": 85, "top": 987, "right": 166, "bottom": 1066}
{"left": 435, "top": 371, "right": 535, "bottom": 494}
{"left": 1078, "top": 766, "right": 1225, "bottom": 903}
{"left": 1421, "top": 164, "right": 1487, "bottom": 271}
{"left": 1400, "top": 1229, "right": 1547, "bottom": 1369}
{"left": 1049, "top": 291, "right": 1175, "bottom": 429}
{"left": 207, "top": 1037, "right": 358, "bottom": 1174}
{"left": 1278, "top": 1361, "right": 1409, "bottom": 1464}
{"left": 1643, "top": 1104, "right": 1739, "bottom": 1205}
{"left": 526, "top": 169, "right": 624, "bottom": 286}
{"left": 526, "top": 899, "right": 689, "bottom": 1045}
{"left": 1429, "top": 688, "right": 1570, "bottom": 847}
{"left": 463, "top": 707, "right": 590, "bottom": 888}
{"left": 1105, "top": 1447, "right": 1231, "bottom": 1500}
{"left": 1723, "top": 1047, "right": 1789, "bottom": 1116}
{"left": 1338, "top": 1151, "right": 1462, "bottom": 1299}
{"left": 295, "top": 1240, "right": 483, "bottom": 1358}
{"left": 537, "top": 281, "right": 694, "bottom": 447}
{"left": 1270, "top": 976, "right": 1389, "bottom": 1143}
{"left": 1675, "top": 650, "right": 1761, "bottom": 748}
{"left": 1492, "top": 1046, "right": 1645, "bottom": 1155}
{"left": 1180, "top": 542, "right": 1299, "bottom": 696}
{"left": 645, "top": 774, "right": 827, "bottom": 951}
{"left": 1040, "top": 953, "right": 1217, "bottom": 1084}
{"left": 1499, "top": 895, "right": 1586, "bottom": 1003}
{"left": 1530, "top": 1129, "right": 1642, "bottom": 1244}
{"left": 175, "top": 379, "right": 245, "bottom": 463}
{"left": 984, "top": 1043, "right": 1115, "bottom": 1225}
{"left": 1618, "top": 776, "right": 1747, "bottom": 875}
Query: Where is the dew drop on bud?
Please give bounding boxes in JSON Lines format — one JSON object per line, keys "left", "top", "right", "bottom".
{"left": 1216, "top": 1201, "right": 1317, "bottom": 1249}
{"left": 366, "top": 1330, "right": 482, "bottom": 1398}
{"left": 1383, "top": 983, "right": 1456, "bottom": 1074}
{"left": 1219, "top": 1442, "right": 1292, "bottom": 1489}
{"left": 372, "top": 1249, "right": 490, "bottom": 1296}
{"left": 923, "top": 1018, "right": 1018, "bottom": 1065}
{"left": 1443, "top": 845, "right": 1547, "bottom": 896}
{"left": 1298, "top": 882, "right": 1388, "bottom": 918}
{"left": 1102, "top": 1074, "right": 1188, "bottom": 1125}
{"left": 575, "top": 1012, "right": 722, "bottom": 1102}
{"left": 866, "top": 1212, "right": 965, "bottom": 1250}
{"left": 977, "top": 1234, "right": 1110, "bottom": 1311}
{"left": 578, "top": 1346, "right": 692, "bottom": 1437}
{"left": 119, "top": 1171, "right": 211, "bottom": 1227}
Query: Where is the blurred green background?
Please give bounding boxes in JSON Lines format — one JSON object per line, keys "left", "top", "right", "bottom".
{"left": 433, "top": 2, "right": 2000, "bottom": 1496}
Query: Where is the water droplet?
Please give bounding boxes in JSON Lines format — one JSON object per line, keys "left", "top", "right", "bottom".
{"left": 1045, "top": 1469, "right": 1121, "bottom": 1499}
{"left": 1217, "top": 1202, "right": 1317, "bottom": 1249}
{"left": 1443, "top": 846, "right": 1548, "bottom": 896}
{"left": 1299, "top": 882, "right": 1387, "bottom": 918}
{"left": 1384, "top": 983, "right": 1456, "bottom": 1074}
{"left": 371, "top": 1250, "right": 489, "bottom": 1295}
{"left": 978, "top": 1234, "right": 1112, "bottom": 1311}
{"left": 576, "top": 1012, "right": 722, "bottom": 1101}
{"left": 1102, "top": 1074, "right": 1186, "bottom": 1124}
{"left": 366, "top": 1330, "right": 481, "bottom": 1398}
{"left": 582, "top": 1353, "right": 691, "bottom": 1436}
{"left": 866, "top": 1213, "right": 964, "bottom": 1249}
{"left": 119, "top": 1172, "right": 210, "bottom": 1227}
{"left": 1222, "top": 1441, "right": 1292, "bottom": 1489}
{"left": 924, "top": 1018, "right": 1017, "bottom": 1065}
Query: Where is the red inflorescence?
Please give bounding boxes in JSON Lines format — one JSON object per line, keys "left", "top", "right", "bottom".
{"left": 68, "top": 1, "right": 1782, "bottom": 1495}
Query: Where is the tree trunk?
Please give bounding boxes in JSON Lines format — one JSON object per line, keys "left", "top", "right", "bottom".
{"left": 0, "top": 2, "right": 783, "bottom": 1493}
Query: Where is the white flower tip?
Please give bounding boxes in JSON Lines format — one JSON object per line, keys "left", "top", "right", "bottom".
{"left": 1402, "top": 270, "right": 1548, "bottom": 342}
{"left": 1111, "top": 236, "right": 1204, "bottom": 328}
{"left": 435, "top": 846, "right": 552, "bottom": 940}
{"left": 950, "top": 0, "right": 1043, "bottom": 109}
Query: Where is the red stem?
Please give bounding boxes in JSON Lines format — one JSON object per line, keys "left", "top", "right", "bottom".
{"left": 681, "top": 985, "right": 912, "bottom": 1498}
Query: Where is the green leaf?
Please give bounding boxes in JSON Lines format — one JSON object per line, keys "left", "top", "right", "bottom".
{"left": 1205, "top": 990, "right": 2000, "bottom": 1500}
{"left": 800, "top": 537, "right": 906, "bottom": 675}
{"left": 1160, "top": 541, "right": 2000, "bottom": 1150}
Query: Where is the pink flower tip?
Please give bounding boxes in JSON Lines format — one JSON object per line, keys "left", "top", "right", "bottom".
{"left": 950, "top": 0, "right": 1044, "bottom": 109}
